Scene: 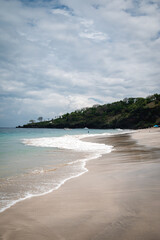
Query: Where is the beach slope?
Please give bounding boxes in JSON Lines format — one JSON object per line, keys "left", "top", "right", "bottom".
{"left": 0, "top": 128, "right": 160, "bottom": 240}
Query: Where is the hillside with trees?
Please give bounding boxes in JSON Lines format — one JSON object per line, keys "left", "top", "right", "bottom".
{"left": 18, "top": 94, "right": 160, "bottom": 129}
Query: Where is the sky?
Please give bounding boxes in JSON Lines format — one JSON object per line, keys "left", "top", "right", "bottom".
{"left": 0, "top": 0, "right": 160, "bottom": 127}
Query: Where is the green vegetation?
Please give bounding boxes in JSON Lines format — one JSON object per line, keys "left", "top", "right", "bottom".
{"left": 18, "top": 94, "right": 160, "bottom": 129}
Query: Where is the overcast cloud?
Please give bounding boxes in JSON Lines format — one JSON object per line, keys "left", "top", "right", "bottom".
{"left": 0, "top": 0, "right": 160, "bottom": 127}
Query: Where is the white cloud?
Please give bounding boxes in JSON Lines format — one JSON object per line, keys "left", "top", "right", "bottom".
{"left": 0, "top": 0, "right": 160, "bottom": 126}
{"left": 79, "top": 31, "right": 107, "bottom": 41}
{"left": 51, "top": 8, "right": 71, "bottom": 17}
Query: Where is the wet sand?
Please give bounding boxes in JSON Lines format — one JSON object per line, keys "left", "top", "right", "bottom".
{"left": 0, "top": 128, "right": 160, "bottom": 240}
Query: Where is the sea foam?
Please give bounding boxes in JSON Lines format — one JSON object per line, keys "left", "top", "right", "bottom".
{"left": 22, "top": 134, "right": 113, "bottom": 154}
{"left": 0, "top": 133, "right": 113, "bottom": 213}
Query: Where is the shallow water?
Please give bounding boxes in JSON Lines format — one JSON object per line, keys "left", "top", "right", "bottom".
{"left": 0, "top": 128, "right": 127, "bottom": 212}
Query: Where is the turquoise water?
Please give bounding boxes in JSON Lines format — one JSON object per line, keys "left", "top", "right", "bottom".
{"left": 0, "top": 128, "right": 125, "bottom": 212}
{"left": 0, "top": 128, "right": 121, "bottom": 177}
{"left": 0, "top": 128, "right": 79, "bottom": 178}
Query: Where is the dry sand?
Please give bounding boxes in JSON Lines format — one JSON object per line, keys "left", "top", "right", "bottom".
{"left": 0, "top": 128, "right": 160, "bottom": 240}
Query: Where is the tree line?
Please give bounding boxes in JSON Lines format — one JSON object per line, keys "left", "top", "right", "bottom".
{"left": 18, "top": 93, "right": 160, "bottom": 129}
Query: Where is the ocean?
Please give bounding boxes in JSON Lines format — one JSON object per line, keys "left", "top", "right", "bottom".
{"left": 0, "top": 128, "right": 128, "bottom": 213}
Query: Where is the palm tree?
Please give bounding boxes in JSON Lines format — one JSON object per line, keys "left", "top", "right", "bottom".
{"left": 37, "top": 117, "right": 43, "bottom": 122}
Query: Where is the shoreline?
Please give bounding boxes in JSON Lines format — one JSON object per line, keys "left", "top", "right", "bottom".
{"left": 0, "top": 132, "right": 114, "bottom": 214}
{"left": 0, "top": 129, "right": 130, "bottom": 214}
{"left": 0, "top": 128, "right": 160, "bottom": 239}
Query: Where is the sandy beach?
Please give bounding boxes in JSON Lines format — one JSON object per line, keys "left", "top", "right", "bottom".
{"left": 0, "top": 128, "right": 160, "bottom": 240}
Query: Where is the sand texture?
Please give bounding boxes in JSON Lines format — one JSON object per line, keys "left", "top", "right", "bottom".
{"left": 0, "top": 128, "right": 160, "bottom": 240}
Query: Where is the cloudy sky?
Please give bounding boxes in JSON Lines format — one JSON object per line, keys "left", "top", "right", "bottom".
{"left": 0, "top": 0, "right": 160, "bottom": 127}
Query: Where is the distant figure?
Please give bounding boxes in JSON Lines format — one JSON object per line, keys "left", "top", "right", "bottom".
{"left": 88, "top": 131, "right": 89, "bottom": 133}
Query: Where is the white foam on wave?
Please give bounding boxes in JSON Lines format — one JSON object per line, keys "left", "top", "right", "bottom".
{"left": 22, "top": 133, "right": 113, "bottom": 154}
{"left": 0, "top": 133, "right": 114, "bottom": 213}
